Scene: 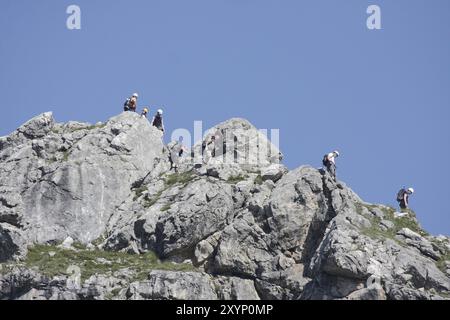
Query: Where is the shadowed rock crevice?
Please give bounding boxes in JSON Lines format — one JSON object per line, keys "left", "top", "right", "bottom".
{"left": 300, "top": 172, "right": 338, "bottom": 276}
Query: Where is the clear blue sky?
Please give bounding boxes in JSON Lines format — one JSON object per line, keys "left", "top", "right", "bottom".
{"left": 1, "top": 0, "right": 449, "bottom": 235}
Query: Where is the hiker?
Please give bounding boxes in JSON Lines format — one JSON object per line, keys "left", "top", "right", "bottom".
{"left": 124, "top": 93, "right": 139, "bottom": 112}
{"left": 323, "top": 150, "right": 340, "bottom": 179}
{"left": 141, "top": 107, "right": 149, "bottom": 119}
{"left": 202, "top": 135, "right": 216, "bottom": 164}
{"left": 397, "top": 187, "right": 414, "bottom": 210}
{"left": 169, "top": 138, "right": 188, "bottom": 172}
{"left": 151, "top": 109, "right": 165, "bottom": 132}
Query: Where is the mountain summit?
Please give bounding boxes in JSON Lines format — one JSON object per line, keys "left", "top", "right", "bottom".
{"left": 0, "top": 112, "right": 449, "bottom": 300}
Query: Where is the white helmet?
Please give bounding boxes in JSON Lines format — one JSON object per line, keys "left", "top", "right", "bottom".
{"left": 157, "top": 109, "right": 163, "bottom": 115}
{"left": 333, "top": 150, "right": 340, "bottom": 157}
{"left": 407, "top": 187, "right": 415, "bottom": 194}
{"left": 132, "top": 93, "right": 139, "bottom": 98}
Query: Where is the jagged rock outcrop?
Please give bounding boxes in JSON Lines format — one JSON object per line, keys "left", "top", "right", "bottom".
{"left": 0, "top": 112, "right": 163, "bottom": 244}
{"left": 0, "top": 112, "right": 449, "bottom": 300}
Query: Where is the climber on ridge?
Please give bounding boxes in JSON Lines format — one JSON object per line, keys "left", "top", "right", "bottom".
{"left": 202, "top": 134, "right": 217, "bottom": 164}
{"left": 322, "top": 150, "right": 339, "bottom": 179}
{"left": 141, "top": 107, "right": 149, "bottom": 119}
{"left": 124, "top": 93, "right": 139, "bottom": 112}
{"left": 169, "top": 137, "right": 188, "bottom": 172}
{"left": 151, "top": 109, "right": 165, "bottom": 132}
{"left": 397, "top": 187, "right": 414, "bottom": 210}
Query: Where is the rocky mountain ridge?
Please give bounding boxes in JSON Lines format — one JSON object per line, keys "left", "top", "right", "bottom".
{"left": 1, "top": 111, "right": 449, "bottom": 300}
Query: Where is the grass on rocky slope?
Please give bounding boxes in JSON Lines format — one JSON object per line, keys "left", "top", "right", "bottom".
{"left": 23, "top": 244, "right": 195, "bottom": 282}
{"left": 164, "top": 171, "right": 196, "bottom": 187}
{"left": 436, "top": 252, "right": 450, "bottom": 274}
{"left": 132, "top": 171, "right": 197, "bottom": 209}
{"left": 227, "top": 174, "right": 249, "bottom": 184}
{"left": 356, "top": 203, "right": 428, "bottom": 241}
{"left": 133, "top": 186, "right": 148, "bottom": 201}
{"left": 356, "top": 203, "right": 450, "bottom": 276}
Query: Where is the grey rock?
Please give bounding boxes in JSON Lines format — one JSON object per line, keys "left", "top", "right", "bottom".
{"left": 211, "top": 212, "right": 277, "bottom": 278}
{"left": 1, "top": 112, "right": 449, "bottom": 300}
{"left": 0, "top": 223, "right": 26, "bottom": 262}
{"left": 152, "top": 179, "right": 235, "bottom": 258}
{"left": 16, "top": 112, "right": 54, "bottom": 140}
{"left": 192, "top": 118, "right": 283, "bottom": 167}
{"left": 194, "top": 232, "right": 221, "bottom": 265}
{"left": 396, "top": 228, "right": 441, "bottom": 260}
{"left": 214, "top": 276, "right": 260, "bottom": 300}
{"left": 370, "top": 207, "right": 385, "bottom": 219}
{"left": 380, "top": 220, "right": 395, "bottom": 230}
{"left": 261, "top": 164, "right": 288, "bottom": 182}
{"left": 127, "top": 271, "right": 218, "bottom": 300}
{"left": 345, "top": 286, "right": 386, "bottom": 300}
{"left": 60, "top": 237, "right": 74, "bottom": 249}
{"left": 0, "top": 112, "right": 164, "bottom": 246}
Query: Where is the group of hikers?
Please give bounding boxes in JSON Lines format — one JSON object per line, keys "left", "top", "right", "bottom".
{"left": 122, "top": 93, "right": 414, "bottom": 212}
{"left": 322, "top": 150, "right": 415, "bottom": 211}
{"left": 123, "top": 93, "right": 165, "bottom": 132}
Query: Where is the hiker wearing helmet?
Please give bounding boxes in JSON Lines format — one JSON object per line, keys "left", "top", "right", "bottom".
{"left": 151, "top": 109, "right": 165, "bottom": 132}
{"left": 322, "top": 150, "right": 340, "bottom": 179}
{"left": 202, "top": 135, "right": 216, "bottom": 164}
{"left": 141, "top": 107, "right": 149, "bottom": 119}
{"left": 169, "top": 137, "right": 188, "bottom": 172}
{"left": 397, "top": 187, "right": 414, "bottom": 210}
{"left": 124, "top": 93, "right": 139, "bottom": 112}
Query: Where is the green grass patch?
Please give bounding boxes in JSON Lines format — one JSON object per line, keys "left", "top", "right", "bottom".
{"left": 62, "top": 150, "right": 70, "bottom": 162}
{"left": 135, "top": 171, "right": 197, "bottom": 210}
{"left": 254, "top": 175, "right": 264, "bottom": 185}
{"left": 438, "top": 291, "right": 450, "bottom": 299}
{"left": 91, "top": 235, "right": 106, "bottom": 247}
{"left": 436, "top": 252, "right": 450, "bottom": 274}
{"left": 141, "top": 189, "right": 164, "bottom": 209}
{"left": 24, "top": 244, "right": 196, "bottom": 283}
{"left": 227, "top": 174, "right": 248, "bottom": 184}
{"left": 164, "top": 171, "right": 196, "bottom": 187}
{"left": 47, "top": 157, "right": 58, "bottom": 164}
{"left": 105, "top": 287, "right": 123, "bottom": 300}
{"left": 160, "top": 204, "right": 172, "bottom": 212}
{"left": 132, "top": 186, "right": 148, "bottom": 201}
{"left": 0, "top": 263, "right": 14, "bottom": 275}
{"left": 72, "top": 242, "right": 87, "bottom": 250}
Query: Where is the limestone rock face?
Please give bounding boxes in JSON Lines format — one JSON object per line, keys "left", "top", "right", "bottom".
{"left": 0, "top": 112, "right": 164, "bottom": 244}
{"left": 0, "top": 112, "right": 449, "bottom": 300}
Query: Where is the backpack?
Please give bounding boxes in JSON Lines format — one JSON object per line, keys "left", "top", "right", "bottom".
{"left": 396, "top": 189, "right": 406, "bottom": 202}
{"left": 123, "top": 98, "right": 130, "bottom": 111}
{"left": 152, "top": 114, "right": 163, "bottom": 128}
{"left": 322, "top": 154, "right": 329, "bottom": 166}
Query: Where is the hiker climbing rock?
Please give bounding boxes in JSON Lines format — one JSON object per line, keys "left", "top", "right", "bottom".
{"left": 169, "top": 138, "right": 188, "bottom": 172}
{"left": 124, "top": 93, "right": 139, "bottom": 112}
{"left": 323, "top": 150, "right": 339, "bottom": 179}
{"left": 151, "top": 109, "right": 165, "bottom": 132}
{"left": 397, "top": 187, "right": 414, "bottom": 210}
{"left": 202, "top": 135, "right": 217, "bottom": 164}
{"left": 141, "top": 107, "right": 149, "bottom": 119}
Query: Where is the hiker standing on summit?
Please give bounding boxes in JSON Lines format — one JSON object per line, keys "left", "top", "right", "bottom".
{"left": 124, "top": 93, "right": 139, "bottom": 112}
{"left": 141, "top": 107, "right": 149, "bottom": 119}
{"left": 151, "top": 109, "right": 165, "bottom": 133}
{"left": 323, "top": 150, "right": 340, "bottom": 180}
{"left": 397, "top": 187, "right": 414, "bottom": 210}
